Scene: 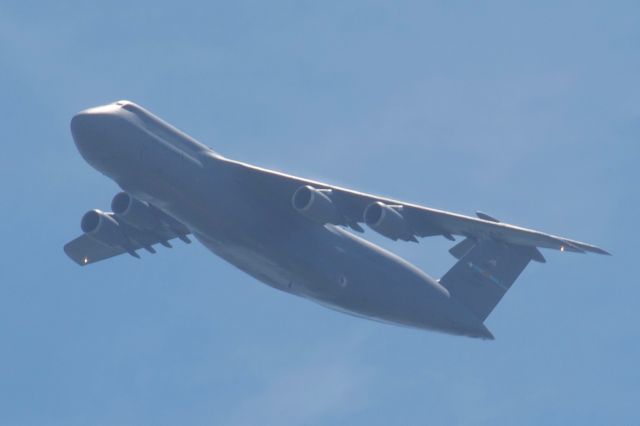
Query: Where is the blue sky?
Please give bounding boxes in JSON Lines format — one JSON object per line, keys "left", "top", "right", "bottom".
{"left": 1, "top": 1, "right": 638, "bottom": 425}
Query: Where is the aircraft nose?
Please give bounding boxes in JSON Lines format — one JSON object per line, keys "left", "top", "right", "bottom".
{"left": 70, "top": 107, "right": 118, "bottom": 160}
{"left": 71, "top": 110, "right": 102, "bottom": 146}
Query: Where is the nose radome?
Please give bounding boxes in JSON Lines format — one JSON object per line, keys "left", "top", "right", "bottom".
{"left": 70, "top": 102, "right": 138, "bottom": 176}
{"left": 70, "top": 103, "right": 123, "bottom": 145}
{"left": 70, "top": 111, "right": 92, "bottom": 140}
{"left": 70, "top": 110, "right": 103, "bottom": 154}
{"left": 70, "top": 105, "right": 121, "bottom": 161}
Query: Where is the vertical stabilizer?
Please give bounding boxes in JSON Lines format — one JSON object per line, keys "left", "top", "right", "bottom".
{"left": 440, "top": 239, "right": 538, "bottom": 321}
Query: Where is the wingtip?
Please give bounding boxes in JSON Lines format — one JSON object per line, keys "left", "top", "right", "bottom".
{"left": 63, "top": 244, "right": 90, "bottom": 266}
{"left": 559, "top": 238, "right": 611, "bottom": 256}
{"left": 591, "top": 247, "right": 612, "bottom": 256}
{"left": 578, "top": 245, "right": 611, "bottom": 256}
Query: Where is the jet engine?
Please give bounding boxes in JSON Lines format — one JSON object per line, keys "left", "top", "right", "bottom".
{"left": 81, "top": 209, "right": 129, "bottom": 247}
{"left": 111, "top": 192, "right": 160, "bottom": 230}
{"left": 292, "top": 185, "right": 341, "bottom": 225}
{"left": 363, "top": 202, "right": 416, "bottom": 242}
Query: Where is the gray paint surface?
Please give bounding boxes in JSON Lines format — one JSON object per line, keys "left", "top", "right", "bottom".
{"left": 65, "top": 101, "right": 608, "bottom": 339}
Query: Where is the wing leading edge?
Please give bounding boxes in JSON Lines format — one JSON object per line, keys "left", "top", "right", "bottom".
{"left": 228, "top": 158, "right": 610, "bottom": 256}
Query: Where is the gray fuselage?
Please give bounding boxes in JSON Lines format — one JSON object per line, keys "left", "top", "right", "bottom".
{"left": 70, "top": 101, "right": 491, "bottom": 338}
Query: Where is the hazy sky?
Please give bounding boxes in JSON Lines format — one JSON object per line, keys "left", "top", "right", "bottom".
{"left": 1, "top": 1, "right": 638, "bottom": 425}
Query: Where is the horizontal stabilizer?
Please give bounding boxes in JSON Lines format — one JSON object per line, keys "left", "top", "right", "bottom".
{"left": 527, "top": 246, "right": 546, "bottom": 263}
{"left": 449, "top": 237, "right": 476, "bottom": 259}
{"left": 449, "top": 236, "right": 545, "bottom": 263}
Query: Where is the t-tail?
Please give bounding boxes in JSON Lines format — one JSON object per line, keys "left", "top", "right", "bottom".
{"left": 439, "top": 212, "right": 608, "bottom": 333}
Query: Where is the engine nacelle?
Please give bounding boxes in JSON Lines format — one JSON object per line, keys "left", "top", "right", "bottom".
{"left": 81, "top": 209, "right": 129, "bottom": 247}
{"left": 111, "top": 192, "right": 160, "bottom": 230}
{"left": 292, "top": 185, "right": 341, "bottom": 225}
{"left": 363, "top": 202, "right": 415, "bottom": 241}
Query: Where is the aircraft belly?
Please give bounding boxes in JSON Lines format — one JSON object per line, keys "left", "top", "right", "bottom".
{"left": 194, "top": 232, "right": 295, "bottom": 291}
{"left": 283, "top": 226, "right": 455, "bottom": 330}
{"left": 197, "top": 219, "right": 461, "bottom": 332}
{"left": 117, "top": 140, "right": 485, "bottom": 336}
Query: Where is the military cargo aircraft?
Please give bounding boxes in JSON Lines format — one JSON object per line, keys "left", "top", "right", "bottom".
{"left": 65, "top": 101, "right": 609, "bottom": 339}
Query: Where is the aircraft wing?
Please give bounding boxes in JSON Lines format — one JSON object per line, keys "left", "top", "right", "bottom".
{"left": 65, "top": 233, "right": 127, "bottom": 266}
{"left": 64, "top": 216, "right": 191, "bottom": 266}
{"left": 333, "top": 192, "right": 608, "bottom": 255}
{"left": 232, "top": 159, "right": 609, "bottom": 256}
{"left": 64, "top": 193, "right": 192, "bottom": 266}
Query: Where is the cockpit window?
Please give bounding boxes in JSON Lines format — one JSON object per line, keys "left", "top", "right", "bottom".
{"left": 121, "top": 103, "right": 137, "bottom": 112}
{"left": 114, "top": 100, "right": 138, "bottom": 112}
